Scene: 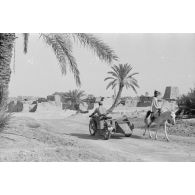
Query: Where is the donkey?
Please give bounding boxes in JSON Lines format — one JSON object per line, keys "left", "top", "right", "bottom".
{"left": 143, "top": 110, "right": 176, "bottom": 141}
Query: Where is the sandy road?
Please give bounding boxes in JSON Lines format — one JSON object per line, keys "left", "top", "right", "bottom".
{"left": 41, "top": 114, "right": 195, "bottom": 161}
{"left": 0, "top": 114, "right": 195, "bottom": 161}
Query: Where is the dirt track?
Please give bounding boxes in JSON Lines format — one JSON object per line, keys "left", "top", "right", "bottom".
{"left": 0, "top": 114, "right": 195, "bottom": 161}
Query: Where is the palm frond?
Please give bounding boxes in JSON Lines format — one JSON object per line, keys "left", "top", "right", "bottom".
{"left": 41, "top": 34, "right": 67, "bottom": 74}
{"left": 105, "top": 63, "right": 139, "bottom": 94}
{"left": 127, "top": 72, "right": 139, "bottom": 78}
{"left": 73, "top": 33, "right": 118, "bottom": 63}
{"left": 20, "top": 33, "right": 118, "bottom": 87}
{"left": 111, "top": 65, "right": 120, "bottom": 77}
{"left": 106, "top": 82, "right": 114, "bottom": 90}
{"left": 104, "top": 76, "right": 115, "bottom": 81}
{"left": 131, "top": 80, "right": 139, "bottom": 88}
{"left": 111, "top": 82, "right": 117, "bottom": 89}
{"left": 55, "top": 34, "right": 81, "bottom": 86}
{"left": 106, "top": 79, "right": 117, "bottom": 90}
{"left": 129, "top": 84, "right": 138, "bottom": 94}
{"left": 41, "top": 34, "right": 81, "bottom": 86}
{"left": 107, "top": 71, "right": 118, "bottom": 78}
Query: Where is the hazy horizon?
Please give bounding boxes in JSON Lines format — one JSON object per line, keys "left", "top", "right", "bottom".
{"left": 9, "top": 33, "right": 195, "bottom": 98}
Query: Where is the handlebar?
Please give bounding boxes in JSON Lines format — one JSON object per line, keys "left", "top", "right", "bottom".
{"left": 89, "top": 114, "right": 112, "bottom": 120}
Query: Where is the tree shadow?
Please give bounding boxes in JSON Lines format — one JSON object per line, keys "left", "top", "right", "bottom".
{"left": 70, "top": 132, "right": 146, "bottom": 140}
{"left": 70, "top": 133, "right": 125, "bottom": 140}
{"left": 109, "top": 134, "right": 124, "bottom": 139}
{"left": 130, "top": 134, "right": 145, "bottom": 140}
{"left": 70, "top": 133, "right": 102, "bottom": 140}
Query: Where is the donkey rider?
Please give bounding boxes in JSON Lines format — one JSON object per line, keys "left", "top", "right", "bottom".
{"left": 150, "top": 90, "right": 162, "bottom": 121}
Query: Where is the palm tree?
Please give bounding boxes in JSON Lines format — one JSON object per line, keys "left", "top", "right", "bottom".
{"left": 63, "top": 89, "right": 86, "bottom": 110}
{"left": 104, "top": 63, "right": 139, "bottom": 112}
{"left": 0, "top": 33, "right": 118, "bottom": 109}
{"left": 0, "top": 34, "right": 15, "bottom": 108}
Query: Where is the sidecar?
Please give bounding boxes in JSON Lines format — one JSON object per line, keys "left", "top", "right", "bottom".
{"left": 111, "top": 116, "right": 134, "bottom": 137}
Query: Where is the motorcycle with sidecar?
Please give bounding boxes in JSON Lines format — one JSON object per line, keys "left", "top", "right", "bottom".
{"left": 89, "top": 114, "right": 134, "bottom": 140}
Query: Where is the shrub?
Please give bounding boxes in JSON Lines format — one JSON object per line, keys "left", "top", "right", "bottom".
{"left": 177, "top": 87, "right": 195, "bottom": 107}
{"left": 0, "top": 107, "right": 12, "bottom": 132}
{"left": 176, "top": 87, "right": 195, "bottom": 117}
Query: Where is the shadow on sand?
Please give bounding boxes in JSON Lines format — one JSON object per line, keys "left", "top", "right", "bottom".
{"left": 70, "top": 133, "right": 144, "bottom": 140}
{"left": 130, "top": 134, "right": 144, "bottom": 140}
{"left": 70, "top": 133, "right": 102, "bottom": 140}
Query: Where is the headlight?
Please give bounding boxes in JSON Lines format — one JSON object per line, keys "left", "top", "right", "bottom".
{"left": 108, "top": 127, "right": 113, "bottom": 131}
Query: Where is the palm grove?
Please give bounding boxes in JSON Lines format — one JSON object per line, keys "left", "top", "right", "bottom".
{"left": 0, "top": 33, "right": 139, "bottom": 114}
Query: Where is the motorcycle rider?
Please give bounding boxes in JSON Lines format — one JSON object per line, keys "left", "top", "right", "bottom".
{"left": 89, "top": 101, "right": 108, "bottom": 129}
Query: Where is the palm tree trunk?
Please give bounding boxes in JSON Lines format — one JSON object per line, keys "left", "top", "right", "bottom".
{"left": 0, "top": 33, "right": 15, "bottom": 109}
{"left": 108, "top": 84, "right": 124, "bottom": 113}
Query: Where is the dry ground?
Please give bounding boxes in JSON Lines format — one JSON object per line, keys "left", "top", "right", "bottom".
{"left": 0, "top": 107, "right": 195, "bottom": 161}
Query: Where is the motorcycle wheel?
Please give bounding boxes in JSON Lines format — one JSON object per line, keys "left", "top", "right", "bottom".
{"left": 89, "top": 121, "right": 96, "bottom": 136}
{"left": 103, "top": 130, "right": 111, "bottom": 140}
{"left": 125, "top": 133, "right": 132, "bottom": 137}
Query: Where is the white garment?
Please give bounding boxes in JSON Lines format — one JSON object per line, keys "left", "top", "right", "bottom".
{"left": 151, "top": 97, "right": 161, "bottom": 112}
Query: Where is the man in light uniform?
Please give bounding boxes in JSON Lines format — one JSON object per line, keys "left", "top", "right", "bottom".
{"left": 89, "top": 101, "right": 107, "bottom": 129}
{"left": 151, "top": 90, "right": 161, "bottom": 120}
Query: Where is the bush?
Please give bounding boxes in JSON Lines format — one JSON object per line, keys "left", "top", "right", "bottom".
{"left": 177, "top": 87, "right": 195, "bottom": 107}
{"left": 176, "top": 87, "right": 195, "bottom": 117}
{"left": 0, "top": 108, "right": 12, "bottom": 132}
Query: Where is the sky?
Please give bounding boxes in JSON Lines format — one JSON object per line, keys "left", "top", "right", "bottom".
{"left": 9, "top": 33, "right": 195, "bottom": 98}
